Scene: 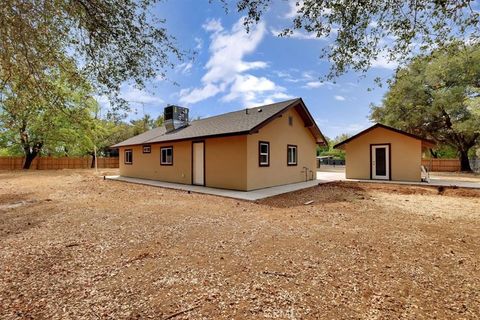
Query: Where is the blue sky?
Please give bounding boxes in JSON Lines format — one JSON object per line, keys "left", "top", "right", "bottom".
{"left": 114, "top": 1, "right": 400, "bottom": 139}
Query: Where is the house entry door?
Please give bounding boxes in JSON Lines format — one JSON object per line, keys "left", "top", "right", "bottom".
{"left": 371, "top": 145, "right": 389, "bottom": 180}
{"left": 192, "top": 141, "right": 205, "bottom": 185}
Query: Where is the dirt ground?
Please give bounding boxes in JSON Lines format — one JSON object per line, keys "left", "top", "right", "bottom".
{"left": 1, "top": 170, "right": 479, "bottom": 319}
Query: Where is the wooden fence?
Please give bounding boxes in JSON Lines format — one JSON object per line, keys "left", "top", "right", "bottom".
{"left": 421, "top": 158, "right": 460, "bottom": 172}
{"left": 0, "top": 156, "right": 119, "bottom": 170}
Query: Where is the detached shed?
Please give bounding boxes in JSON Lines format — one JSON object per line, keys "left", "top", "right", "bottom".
{"left": 334, "top": 124, "right": 435, "bottom": 182}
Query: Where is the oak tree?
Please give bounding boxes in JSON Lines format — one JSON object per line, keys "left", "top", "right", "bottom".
{"left": 370, "top": 43, "right": 480, "bottom": 171}
{"left": 232, "top": 0, "right": 479, "bottom": 78}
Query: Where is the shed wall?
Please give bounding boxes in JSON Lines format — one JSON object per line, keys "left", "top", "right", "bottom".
{"left": 344, "top": 127, "right": 422, "bottom": 181}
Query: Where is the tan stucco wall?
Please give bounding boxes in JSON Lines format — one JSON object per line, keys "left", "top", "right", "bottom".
{"left": 246, "top": 108, "right": 317, "bottom": 190}
{"left": 118, "top": 136, "right": 248, "bottom": 190}
{"left": 205, "top": 135, "right": 247, "bottom": 190}
{"left": 119, "top": 141, "right": 192, "bottom": 184}
{"left": 344, "top": 127, "right": 422, "bottom": 182}
{"left": 118, "top": 108, "right": 318, "bottom": 190}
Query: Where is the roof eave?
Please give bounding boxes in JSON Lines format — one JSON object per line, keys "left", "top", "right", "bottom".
{"left": 333, "top": 123, "right": 437, "bottom": 149}
{"left": 110, "top": 130, "right": 252, "bottom": 148}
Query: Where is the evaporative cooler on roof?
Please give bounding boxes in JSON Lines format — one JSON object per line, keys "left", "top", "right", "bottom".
{"left": 164, "top": 105, "right": 189, "bottom": 132}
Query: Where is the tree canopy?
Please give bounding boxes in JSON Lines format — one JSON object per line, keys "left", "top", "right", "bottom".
{"left": 370, "top": 43, "right": 480, "bottom": 171}
{"left": 0, "top": 0, "right": 183, "bottom": 109}
{"left": 0, "top": 54, "right": 102, "bottom": 167}
{"left": 1, "top": 0, "right": 179, "bottom": 167}
{"left": 317, "top": 134, "right": 350, "bottom": 160}
{"left": 233, "top": 0, "right": 479, "bottom": 78}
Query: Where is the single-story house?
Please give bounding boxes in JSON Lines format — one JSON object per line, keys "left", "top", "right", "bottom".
{"left": 112, "top": 98, "right": 327, "bottom": 191}
{"left": 334, "top": 123, "right": 435, "bottom": 182}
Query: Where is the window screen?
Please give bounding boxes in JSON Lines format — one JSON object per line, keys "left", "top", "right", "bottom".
{"left": 287, "top": 145, "right": 297, "bottom": 165}
{"left": 259, "top": 142, "right": 269, "bottom": 166}
{"left": 124, "top": 149, "right": 133, "bottom": 164}
{"left": 160, "top": 147, "right": 173, "bottom": 165}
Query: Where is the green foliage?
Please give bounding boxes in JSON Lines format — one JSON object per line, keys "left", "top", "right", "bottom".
{"left": 0, "top": 54, "right": 101, "bottom": 165}
{"left": 232, "top": 0, "right": 479, "bottom": 78}
{"left": 370, "top": 43, "right": 480, "bottom": 170}
{"left": 425, "top": 145, "right": 458, "bottom": 159}
{"left": 317, "top": 134, "right": 350, "bottom": 160}
{"left": 88, "top": 114, "right": 165, "bottom": 155}
{"left": 129, "top": 114, "right": 164, "bottom": 136}
{"left": 0, "top": 0, "right": 183, "bottom": 111}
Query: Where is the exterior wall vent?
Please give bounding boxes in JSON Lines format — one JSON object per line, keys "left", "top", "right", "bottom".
{"left": 164, "top": 105, "right": 189, "bottom": 133}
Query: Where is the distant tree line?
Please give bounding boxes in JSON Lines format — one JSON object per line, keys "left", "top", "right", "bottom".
{"left": 1, "top": 0, "right": 478, "bottom": 170}
{"left": 0, "top": 105, "right": 164, "bottom": 169}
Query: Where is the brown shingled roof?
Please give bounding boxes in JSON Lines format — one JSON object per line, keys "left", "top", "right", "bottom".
{"left": 333, "top": 123, "right": 436, "bottom": 149}
{"left": 112, "top": 98, "right": 327, "bottom": 148}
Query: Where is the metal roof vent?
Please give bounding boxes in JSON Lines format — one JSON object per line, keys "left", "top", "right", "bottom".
{"left": 164, "top": 105, "right": 189, "bottom": 133}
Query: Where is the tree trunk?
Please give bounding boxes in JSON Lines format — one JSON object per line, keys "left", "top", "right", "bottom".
{"left": 22, "top": 142, "right": 43, "bottom": 169}
{"left": 459, "top": 149, "right": 472, "bottom": 172}
{"left": 90, "top": 152, "right": 96, "bottom": 168}
{"left": 23, "top": 152, "right": 37, "bottom": 169}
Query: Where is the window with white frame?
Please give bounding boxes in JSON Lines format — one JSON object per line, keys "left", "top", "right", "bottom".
{"left": 287, "top": 145, "right": 297, "bottom": 166}
{"left": 124, "top": 149, "right": 133, "bottom": 164}
{"left": 160, "top": 146, "right": 173, "bottom": 165}
{"left": 259, "top": 141, "right": 269, "bottom": 166}
{"left": 143, "top": 145, "right": 151, "bottom": 153}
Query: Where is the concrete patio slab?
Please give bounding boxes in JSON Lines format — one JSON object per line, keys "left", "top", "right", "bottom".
{"left": 106, "top": 172, "right": 479, "bottom": 202}
{"left": 316, "top": 171, "right": 480, "bottom": 189}
{"left": 105, "top": 176, "right": 333, "bottom": 201}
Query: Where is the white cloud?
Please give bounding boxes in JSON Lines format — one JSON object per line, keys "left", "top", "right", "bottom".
{"left": 176, "top": 61, "right": 193, "bottom": 74}
{"left": 274, "top": 69, "right": 317, "bottom": 84}
{"left": 222, "top": 74, "right": 291, "bottom": 106}
{"left": 303, "top": 80, "right": 336, "bottom": 89}
{"left": 370, "top": 53, "right": 398, "bottom": 70}
{"left": 334, "top": 95, "right": 345, "bottom": 101}
{"left": 223, "top": 75, "right": 277, "bottom": 101}
{"left": 201, "top": 19, "right": 267, "bottom": 84}
{"left": 121, "top": 85, "right": 164, "bottom": 105}
{"left": 202, "top": 18, "right": 223, "bottom": 33}
{"left": 304, "top": 81, "right": 324, "bottom": 88}
{"left": 179, "top": 83, "right": 223, "bottom": 105}
{"left": 284, "top": 0, "right": 303, "bottom": 19}
{"left": 180, "top": 17, "right": 289, "bottom": 107}
{"left": 194, "top": 37, "right": 203, "bottom": 50}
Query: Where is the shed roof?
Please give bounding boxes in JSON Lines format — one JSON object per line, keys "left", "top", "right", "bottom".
{"left": 112, "top": 98, "right": 327, "bottom": 148}
{"left": 333, "top": 123, "right": 436, "bottom": 149}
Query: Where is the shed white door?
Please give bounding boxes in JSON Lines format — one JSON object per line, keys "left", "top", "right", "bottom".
{"left": 371, "top": 145, "right": 389, "bottom": 180}
{"left": 192, "top": 142, "right": 205, "bottom": 185}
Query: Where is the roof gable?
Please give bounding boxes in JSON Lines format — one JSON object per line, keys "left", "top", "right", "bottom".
{"left": 333, "top": 123, "right": 436, "bottom": 149}
{"left": 112, "top": 98, "right": 327, "bottom": 147}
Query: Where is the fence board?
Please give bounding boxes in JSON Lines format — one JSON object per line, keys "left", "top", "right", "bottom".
{"left": 421, "top": 159, "right": 461, "bottom": 172}
{"left": 0, "top": 156, "right": 119, "bottom": 170}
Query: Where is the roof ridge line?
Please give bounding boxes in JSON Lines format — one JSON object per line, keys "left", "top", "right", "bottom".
{"left": 186, "top": 98, "right": 301, "bottom": 124}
